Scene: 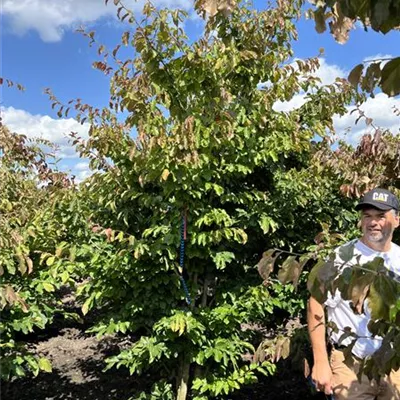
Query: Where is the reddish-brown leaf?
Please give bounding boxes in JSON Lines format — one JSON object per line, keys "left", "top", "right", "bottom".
{"left": 347, "top": 64, "right": 364, "bottom": 88}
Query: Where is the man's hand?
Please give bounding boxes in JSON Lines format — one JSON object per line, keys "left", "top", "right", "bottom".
{"left": 307, "top": 296, "right": 333, "bottom": 394}
{"left": 311, "top": 359, "right": 333, "bottom": 395}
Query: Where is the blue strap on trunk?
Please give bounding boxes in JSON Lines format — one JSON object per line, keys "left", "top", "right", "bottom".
{"left": 179, "top": 210, "right": 191, "bottom": 306}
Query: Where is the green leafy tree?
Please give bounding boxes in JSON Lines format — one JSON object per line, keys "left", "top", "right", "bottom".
{"left": 48, "top": 0, "right": 362, "bottom": 398}
{"left": 0, "top": 124, "right": 82, "bottom": 380}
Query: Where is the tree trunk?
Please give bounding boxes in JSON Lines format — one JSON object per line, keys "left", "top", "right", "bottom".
{"left": 201, "top": 275, "right": 210, "bottom": 307}
{"left": 176, "top": 357, "right": 190, "bottom": 400}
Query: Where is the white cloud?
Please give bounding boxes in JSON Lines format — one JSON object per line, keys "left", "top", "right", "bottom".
{"left": 2, "top": 0, "right": 193, "bottom": 42}
{"left": 1, "top": 106, "right": 92, "bottom": 179}
{"left": 333, "top": 93, "right": 400, "bottom": 144}
{"left": 73, "top": 162, "right": 92, "bottom": 183}
{"left": 313, "top": 58, "right": 347, "bottom": 85}
{"left": 363, "top": 54, "right": 393, "bottom": 63}
{"left": 2, "top": 106, "right": 89, "bottom": 151}
{"left": 273, "top": 93, "right": 307, "bottom": 113}
{"left": 75, "top": 161, "right": 90, "bottom": 171}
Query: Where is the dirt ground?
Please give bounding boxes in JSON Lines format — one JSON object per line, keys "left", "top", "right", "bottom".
{"left": 2, "top": 325, "right": 323, "bottom": 400}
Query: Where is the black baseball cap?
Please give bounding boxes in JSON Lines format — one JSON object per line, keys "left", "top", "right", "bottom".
{"left": 355, "top": 188, "right": 399, "bottom": 211}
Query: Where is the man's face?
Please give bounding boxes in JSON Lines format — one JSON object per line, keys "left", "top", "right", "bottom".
{"left": 360, "top": 207, "right": 399, "bottom": 245}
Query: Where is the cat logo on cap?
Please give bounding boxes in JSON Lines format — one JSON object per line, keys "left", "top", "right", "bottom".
{"left": 372, "top": 192, "right": 389, "bottom": 203}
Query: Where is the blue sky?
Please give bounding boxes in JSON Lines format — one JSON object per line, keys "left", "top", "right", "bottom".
{"left": 2, "top": 0, "right": 399, "bottom": 181}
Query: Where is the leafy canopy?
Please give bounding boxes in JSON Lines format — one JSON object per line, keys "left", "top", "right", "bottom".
{"left": 43, "top": 0, "right": 365, "bottom": 398}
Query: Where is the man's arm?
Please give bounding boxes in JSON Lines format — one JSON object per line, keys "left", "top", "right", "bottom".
{"left": 307, "top": 296, "right": 333, "bottom": 395}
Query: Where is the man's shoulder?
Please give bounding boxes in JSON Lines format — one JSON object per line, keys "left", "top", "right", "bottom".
{"left": 335, "top": 239, "right": 358, "bottom": 250}
{"left": 389, "top": 242, "right": 400, "bottom": 256}
{"left": 334, "top": 239, "right": 358, "bottom": 254}
{"left": 337, "top": 239, "right": 400, "bottom": 260}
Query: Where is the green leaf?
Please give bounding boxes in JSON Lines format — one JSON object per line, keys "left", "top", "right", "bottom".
{"left": 211, "top": 251, "right": 235, "bottom": 270}
{"left": 371, "top": 0, "right": 391, "bottom": 32}
{"left": 278, "top": 256, "right": 302, "bottom": 288}
{"left": 38, "top": 357, "right": 52, "bottom": 373}
{"left": 338, "top": 242, "right": 355, "bottom": 263}
{"left": 17, "top": 254, "right": 27, "bottom": 275}
{"left": 46, "top": 256, "right": 55, "bottom": 266}
{"left": 161, "top": 169, "right": 170, "bottom": 181}
{"left": 42, "top": 282, "right": 55, "bottom": 293}
{"left": 60, "top": 271, "right": 69, "bottom": 283}
{"left": 381, "top": 57, "right": 400, "bottom": 97}
{"left": 259, "top": 214, "right": 272, "bottom": 234}
{"left": 82, "top": 298, "right": 91, "bottom": 316}
{"left": 368, "top": 274, "right": 398, "bottom": 320}
{"left": 307, "top": 257, "right": 338, "bottom": 303}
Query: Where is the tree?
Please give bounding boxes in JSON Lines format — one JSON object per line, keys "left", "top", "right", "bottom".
{"left": 48, "top": 0, "right": 362, "bottom": 398}
{"left": 307, "top": 0, "right": 400, "bottom": 97}
{"left": 0, "top": 124, "right": 84, "bottom": 380}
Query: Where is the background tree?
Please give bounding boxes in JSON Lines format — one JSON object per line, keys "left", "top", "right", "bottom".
{"left": 0, "top": 124, "right": 84, "bottom": 380}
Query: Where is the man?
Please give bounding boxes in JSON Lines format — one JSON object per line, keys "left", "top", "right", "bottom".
{"left": 308, "top": 188, "right": 400, "bottom": 400}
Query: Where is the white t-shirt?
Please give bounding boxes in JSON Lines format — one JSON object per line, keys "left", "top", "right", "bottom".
{"left": 325, "top": 239, "right": 400, "bottom": 359}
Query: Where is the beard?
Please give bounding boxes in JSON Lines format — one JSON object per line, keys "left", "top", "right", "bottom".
{"left": 365, "top": 230, "right": 388, "bottom": 243}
